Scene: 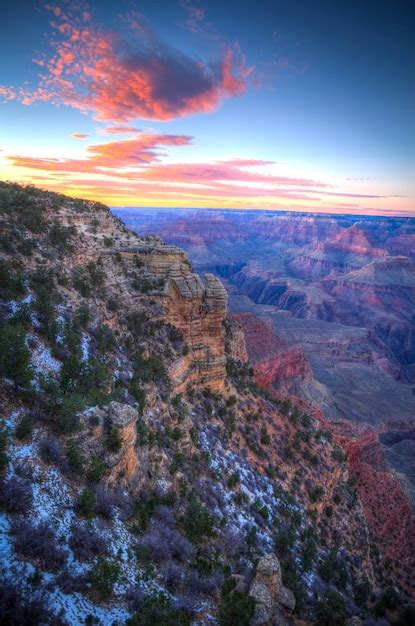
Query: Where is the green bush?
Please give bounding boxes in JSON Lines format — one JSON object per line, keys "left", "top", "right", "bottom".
{"left": 180, "top": 493, "right": 216, "bottom": 545}
{"left": 96, "top": 325, "right": 116, "bottom": 354}
{"left": 106, "top": 427, "right": 122, "bottom": 453}
{"left": 126, "top": 593, "right": 191, "bottom": 626}
{"left": 130, "top": 377, "right": 146, "bottom": 412}
{"left": 227, "top": 472, "right": 240, "bottom": 489}
{"left": 76, "top": 488, "right": 96, "bottom": 519}
{"left": 0, "top": 260, "right": 25, "bottom": 300}
{"left": 14, "top": 414, "right": 34, "bottom": 441}
{"left": 87, "top": 456, "right": 107, "bottom": 483}
{"left": 136, "top": 420, "right": 149, "bottom": 445}
{"left": 315, "top": 589, "right": 347, "bottom": 626}
{"left": 218, "top": 589, "right": 255, "bottom": 626}
{"left": 260, "top": 426, "right": 271, "bottom": 446}
{"left": 309, "top": 485, "right": 324, "bottom": 503}
{"left": 89, "top": 559, "right": 120, "bottom": 600}
{"left": 0, "top": 323, "right": 32, "bottom": 388}
{"left": 48, "top": 222, "right": 75, "bottom": 252}
{"left": 66, "top": 442, "right": 84, "bottom": 474}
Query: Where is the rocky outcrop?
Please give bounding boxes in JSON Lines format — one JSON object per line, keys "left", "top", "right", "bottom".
{"left": 163, "top": 269, "right": 228, "bottom": 392}
{"left": 233, "top": 313, "right": 311, "bottom": 393}
{"left": 73, "top": 402, "right": 139, "bottom": 487}
{"left": 249, "top": 553, "right": 295, "bottom": 625}
{"left": 118, "top": 240, "right": 228, "bottom": 392}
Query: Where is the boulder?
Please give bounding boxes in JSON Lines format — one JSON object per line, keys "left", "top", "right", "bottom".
{"left": 249, "top": 553, "right": 296, "bottom": 625}
{"left": 276, "top": 586, "right": 296, "bottom": 611}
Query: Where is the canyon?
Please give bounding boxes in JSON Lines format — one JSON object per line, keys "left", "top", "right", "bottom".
{"left": 0, "top": 184, "right": 413, "bottom": 624}
{"left": 116, "top": 207, "right": 415, "bottom": 598}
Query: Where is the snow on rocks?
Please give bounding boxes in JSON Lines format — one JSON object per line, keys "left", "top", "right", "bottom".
{"left": 30, "top": 337, "right": 61, "bottom": 375}
{"left": 81, "top": 333, "right": 90, "bottom": 361}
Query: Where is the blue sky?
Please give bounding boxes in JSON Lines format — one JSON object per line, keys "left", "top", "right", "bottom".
{"left": 0, "top": 0, "right": 414, "bottom": 214}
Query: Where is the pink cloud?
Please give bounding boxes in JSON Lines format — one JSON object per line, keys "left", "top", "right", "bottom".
{"left": 102, "top": 126, "right": 140, "bottom": 135}
{"left": 3, "top": 3, "right": 253, "bottom": 123}
{"left": 7, "top": 133, "right": 193, "bottom": 173}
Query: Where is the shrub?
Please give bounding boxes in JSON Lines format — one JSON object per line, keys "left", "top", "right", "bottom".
{"left": 69, "top": 522, "right": 107, "bottom": 561}
{"left": 96, "top": 325, "right": 116, "bottom": 354}
{"left": 76, "top": 488, "right": 97, "bottom": 519}
{"left": 353, "top": 575, "right": 371, "bottom": 607}
{"left": 127, "top": 593, "right": 191, "bottom": 626}
{"left": 94, "top": 486, "right": 115, "bottom": 519}
{"left": 139, "top": 520, "right": 194, "bottom": 564}
{"left": 89, "top": 559, "right": 120, "bottom": 600}
{"left": 0, "top": 260, "right": 25, "bottom": 300}
{"left": 11, "top": 518, "right": 66, "bottom": 571}
{"left": 180, "top": 493, "right": 216, "bottom": 545}
{"left": 0, "top": 476, "right": 32, "bottom": 513}
{"left": 218, "top": 588, "right": 255, "bottom": 626}
{"left": 309, "top": 485, "right": 324, "bottom": 502}
{"left": 374, "top": 586, "right": 402, "bottom": 616}
{"left": 48, "top": 222, "right": 75, "bottom": 252}
{"left": 0, "top": 581, "right": 54, "bottom": 625}
{"left": 74, "top": 304, "right": 91, "bottom": 329}
{"left": 227, "top": 472, "right": 240, "bottom": 489}
{"left": 318, "top": 551, "right": 348, "bottom": 589}
{"left": 106, "top": 427, "right": 122, "bottom": 453}
{"left": 130, "top": 377, "right": 146, "bottom": 412}
{"left": 66, "top": 442, "right": 84, "bottom": 474}
{"left": 260, "top": 427, "right": 271, "bottom": 446}
{"left": 226, "top": 395, "right": 237, "bottom": 407}
{"left": 0, "top": 322, "right": 32, "bottom": 388}
{"left": 332, "top": 445, "right": 346, "bottom": 463}
{"left": 136, "top": 420, "right": 149, "bottom": 445}
{"left": 315, "top": 589, "right": 347, "bottom": 626}
{"left": 87, "top": 456, "right": 107, "bottom": 483}
{"left": 14, "top": 413, "right": 34, "bottom": 440}
{"left": 39, "top": 435, "right": 64, "bottom": 466}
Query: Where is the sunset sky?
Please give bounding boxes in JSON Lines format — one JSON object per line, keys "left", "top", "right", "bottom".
{"left": 1, "top": 0, "right": 414, "bottom": 215}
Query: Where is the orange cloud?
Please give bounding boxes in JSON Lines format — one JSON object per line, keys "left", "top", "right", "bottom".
{"left": 71, "top": 133, "right": 88, "bottom": 140}
{"left": 7, "top": 133, "right": 193, "bottom": 174}
{"left": 2, "top": 3, "right": 253, "bottom": 123}
{"left": 6, "top": 134, "right": 402, "bottom": 212}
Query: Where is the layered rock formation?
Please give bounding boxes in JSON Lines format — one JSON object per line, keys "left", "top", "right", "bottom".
{"left": 116, "top": 242, "right": 228, "bottom": 392}
{"left": 249, "top": 553, "right": 295, "bottom": 626}
{"left": 74, "top": 402, "right": 139, "bottom": 487}
{"left": 230, "top": 312, "right": 311, "bottom": 394}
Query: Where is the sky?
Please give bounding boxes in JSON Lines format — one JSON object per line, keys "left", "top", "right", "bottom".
{"left": 0, "top": 0, "right": 414, "bottom": 215}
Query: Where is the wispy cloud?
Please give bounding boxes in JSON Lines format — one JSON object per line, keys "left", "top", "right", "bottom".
{"left": 70, "top": 133, "right": 88, "bottom": 140}
{"left": 8, "top": 133, "right": 193, "bottom": 173}
{"left": 101, "top": 126, "right": 140, "bottom": 135}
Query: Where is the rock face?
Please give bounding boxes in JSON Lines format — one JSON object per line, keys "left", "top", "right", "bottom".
{"left": 163, "top": 269, "right": 228, "bottom": 392}
{"left": 74, "top": 402, "right": 139, "bottom": 487}
{"left": 232, "top": 313, "right": 311, "bottom": 394}
{"left": 249, "top": 553, "right": 295, "bottom": 625}
{"left": 336, "top": 419, "right": 415, "bottom": 594}
{"left": 119, "top": 242, "right": 228, "bottom": 392}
